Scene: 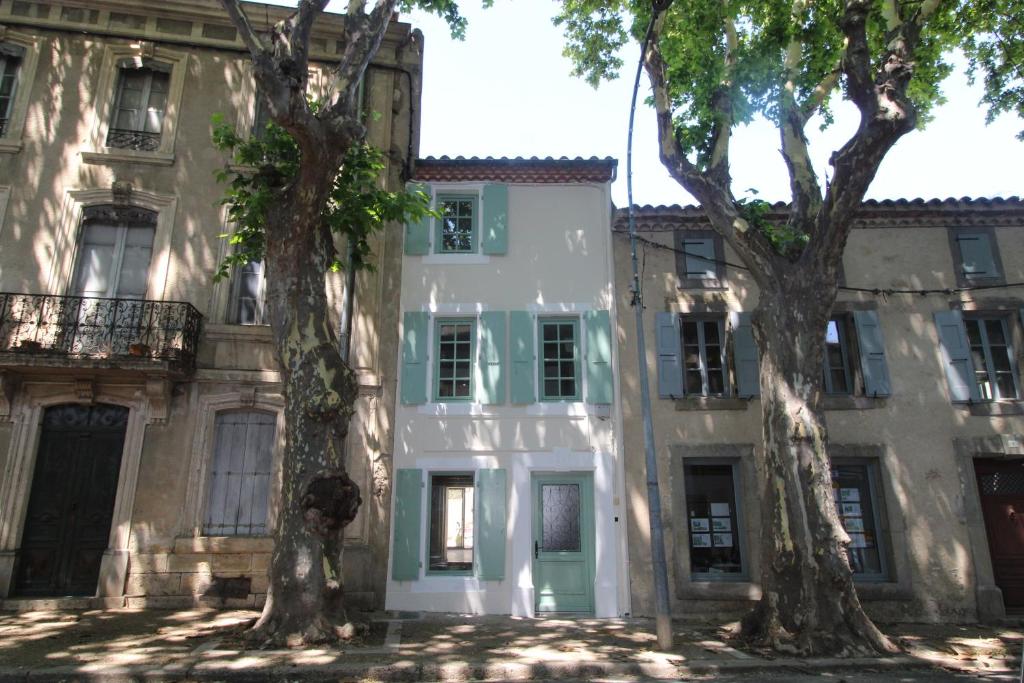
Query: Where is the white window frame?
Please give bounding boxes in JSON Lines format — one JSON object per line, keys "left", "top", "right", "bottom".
{"left": 0, "top": 29, "right": 43, "bottom": 154}
{"left": 83, "top": 43, "right": 188, "bottom": 166}
{"left": 420, "top": 183, "right": 491, "bottom": 265}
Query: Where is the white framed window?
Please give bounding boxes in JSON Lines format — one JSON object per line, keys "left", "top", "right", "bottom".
{"left": 71, "top": 206, "right": 157, "bottom": 299}
{"left": 106, "top": 61, "right": 170, "bottom": 152}
{"left": 427, "top": 473, "right": 475, "bottom": 573}
{"left": 230, "top": 259, "right": 268, "bottom": 325}
{"left": 203, "top": 410, "right": 276, "bottom": 537}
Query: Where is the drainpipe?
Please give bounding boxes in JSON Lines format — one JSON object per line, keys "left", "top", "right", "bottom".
{"left": 339, "top": 241, "right": 356, "bottom": 364}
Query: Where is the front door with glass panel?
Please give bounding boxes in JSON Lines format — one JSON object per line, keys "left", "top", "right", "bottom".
{"left": 532, "top": 473, "right": 595, "bottom": 614}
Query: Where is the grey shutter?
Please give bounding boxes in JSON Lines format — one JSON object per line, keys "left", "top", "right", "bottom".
{"left": 957, "top": 233, "right": 999, "bottom": 278}
{"left": 404, "top": 183, "right": 432, "bottom": 255}
{"left": 683, "top": 237, "right": 715, "bottom": 279}
{"left": 478, "top": 311, "right": 506, "bottom": 404}
{"left": 475, "top": 469, "right": 507, "bottom": 580}
{"left": 853, "top": 310, "right": 892, "bottom": 397}
{"left": 205, "top": 411, "right": 275, "bottom": 536}
{"left": 732, "top": 312, "right": 760, "bottom": 398}
{"left": 655, "top": 312, "right": 683, "bottom": 398}
{"left": 934, "top": 309, "right": 979, "bottom": 402}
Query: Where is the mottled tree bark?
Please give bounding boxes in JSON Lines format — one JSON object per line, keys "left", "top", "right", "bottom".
{"left": 218, "top": 0, "right": 401, "bottom": 646}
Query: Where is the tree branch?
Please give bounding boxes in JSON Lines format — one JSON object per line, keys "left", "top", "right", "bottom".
{"left": 643, "top": 11, "right": 783, "bottom": 282}
{"left": 326, "top": 0, "right": 399, "bottom": 127}
{"left": 220, "top": 0, "right": 268, "bottom": 59}
{"left": 779, "top": 0, "right": 821, "bottom": 228}
{"left": 707, "top": 8, "right": 737, "bottom": 178}
{"left": 840, "top": 0, "right": 874, "bottom": 112}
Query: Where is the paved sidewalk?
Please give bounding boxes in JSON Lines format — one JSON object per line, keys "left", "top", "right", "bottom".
{"left": 0, "top": 608, "right": 1020, "bottom": 681}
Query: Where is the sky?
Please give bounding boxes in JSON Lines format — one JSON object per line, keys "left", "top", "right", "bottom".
{"left": 319, "top": 0, "right": 1024, "bottom": 208}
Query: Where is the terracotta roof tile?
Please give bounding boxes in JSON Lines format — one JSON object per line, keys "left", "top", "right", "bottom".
{"left": 413, "top": 156, "right": 618, "bottom": 184}
{"left": 614, "top": 196, "right": 1024, "bottom": 231}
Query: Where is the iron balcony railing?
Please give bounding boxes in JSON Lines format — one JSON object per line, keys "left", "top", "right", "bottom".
{"left": 106, "top": 128, "right": 162, "bottom": 152}
{"left": 0, "top": 293, "right": 202, "bottom": 371}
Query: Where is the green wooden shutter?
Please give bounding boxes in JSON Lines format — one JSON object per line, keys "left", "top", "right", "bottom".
{"left": 509, "top": 311, "right": 535, "bottom": 403}
{"left": 404, "top": 182, "right": 432, "bottom": 255}
{"left": 481, "top": 184, "right": 508, "bottom": 255}
{"left": 478, "top": 311, "right": 507, "bottom": 405}
{"left": 732, "top": 312, "right": 760, "bottom": 398}
{"left": 585, "top": 309, "right": 613, "bottom": 404}
{"left": 934, "top": 309, "right": 978, "bottom": 402}
{"left": 391, "top": 469, "right": 422, "bottom": 581}
{"left": 655, "top": 312, "right": 683, "bottom": 398}
{"left": 853, "top": 310, "right": 892, "bottom": 397}
{"left": 475, "top": 468, "right": 507, "bottom": 580}
{"left": 957, "top": 233, "right": 999, "bottom": 279}
{"left": 401, "top": 311, "right": 429, "bottom": 404}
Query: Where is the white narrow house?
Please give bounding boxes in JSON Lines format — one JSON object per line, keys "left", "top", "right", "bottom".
{"left": 385, "top": 157, "right": 628, "bottom": 617}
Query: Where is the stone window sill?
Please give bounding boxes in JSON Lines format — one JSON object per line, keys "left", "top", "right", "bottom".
{"left": 962, "top": 401, "right": 1024, "bottom": 417}
{"left": 674, "top": 396, "right": 752, "bottom": 411}
{"left": 0, "top": 139, "right": 23, "bottom": 154}
{"left": 174, "top": 535, "right": 272, "bottom": 554}
{"left": 677, "top": 580, "right": 761, "bottom": 601}
{"left": 82, "top": 149, "right": 175, "bottom": 166}
{"left": 822, "top": 395, "right": 887, "bottom": 411}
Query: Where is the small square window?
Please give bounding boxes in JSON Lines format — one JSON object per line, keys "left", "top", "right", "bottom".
{"left": 949, "top": 227, "right": 1004, "bottom": 287}
{"left": 680, "top": 316, "right": 728, "bottom": 397}
{"left": 539, "top": 318, "right": 581, "bottom": 401}
{"left": 831, "top": 461, "right": 888, "bottom": 579}
{"left": 428, "top": 474, "right": 475, "bottom": 572}
{"left": 435, "top": 195, "right": 478, "bottom": 254}
{"left": 435, "top": 319, "right": 475, "bottom": 401}
{"left": 684, "top": 462, "right": 743, "bottom": 577}
{"left": 675, "top": 230, "right": 724, "bottom": 288}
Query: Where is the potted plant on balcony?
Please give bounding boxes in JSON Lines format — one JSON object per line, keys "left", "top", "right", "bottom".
{"left": 17, "top": 340, "right": 43, "bottom": 352}
{"left": 128, "top": 342, "right": 151, "bottom": 357}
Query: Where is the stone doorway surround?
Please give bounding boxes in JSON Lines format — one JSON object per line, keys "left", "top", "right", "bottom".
{"left": 0, "top": 380, "right": 154, "bottom": 604}
{"left": 954, "top": 433, "right": 1024, "bottom": 622}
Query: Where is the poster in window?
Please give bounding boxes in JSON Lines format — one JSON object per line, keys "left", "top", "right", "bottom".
{"left": 712, "top": 517, "right": 732, "bottom": 532}
{"left": 840, "top": 488, "right": 861, "bottom": 502}
{"left": 710, "top": 502, "right": 731, "bottom": 516}
{"left": 691, "top": 533, "right": 711, "bottom": 548}
{"left": 690, "top": 518, "right": 710, "bottom": 532}
{"left": 841, "top": 502, "right": 862, "bottom": 517}
{"left": 843, "top": 517, "right": 865, "bottom": 532}
{"left": 713, "top": 533, "right": 733, "bottom": 548}
{"left": 849, "top": 533, "right": 867, "bottom": 549}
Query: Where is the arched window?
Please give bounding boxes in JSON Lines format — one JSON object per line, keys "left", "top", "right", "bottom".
{"left": 203, "top": 410, "right": 276, "bottom": 536}
{"left": 72, "top": 205, "right": 157, "bottom": 300}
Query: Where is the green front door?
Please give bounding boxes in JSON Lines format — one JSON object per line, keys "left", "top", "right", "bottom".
{"left": 531, "top": 473, "right": 595, "bottom": 614}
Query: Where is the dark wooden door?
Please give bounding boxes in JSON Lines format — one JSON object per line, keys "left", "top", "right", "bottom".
{"left": 975, "top": 459, "right": 1024, "bottom": 609}
{"left": 13, "top": 404, "right": 128, "bottom": 597}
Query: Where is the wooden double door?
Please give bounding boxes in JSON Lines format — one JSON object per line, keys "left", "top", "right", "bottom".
{"left": 13, "top": 404, "right": 128, "bottom": 597}
{"left": 975, "top": 458, "right": 1024, "bottom": 610}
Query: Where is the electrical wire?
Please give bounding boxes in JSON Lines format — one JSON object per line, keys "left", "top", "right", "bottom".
{"left": 627, "top": 231, "right": 1024, "bottom": 297}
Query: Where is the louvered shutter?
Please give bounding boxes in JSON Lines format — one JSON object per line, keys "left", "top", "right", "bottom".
{"left": 475, "top": 469, "right": 507, "bottom": 580}
{"left": 481, "top": 184, "right": 508, "bottom": 255}
{"left": 509, "top": 311, "right": 535, "bottom": 403}
{"left": 478, "top": 311, "right": 507, "bottom": 404}
{"left": 404, "top": 183, "right": 432, "bottom": 255}
{"left": 391, "top": 469, "right": 423, "bottom": 581}
{"left": 655, "top": 312, "right": 683, "bottom": 398}
{"left": 585, "top": 310, "right": 613, "bottom": 404}
{"left": 933, "top": 310, "right": 979, "bottom": 402}
{"left": 853, "top": 310, "right": 892, "bottom": 397}
{"left": 400, "top": 311, "right": 429, "bottom": 404}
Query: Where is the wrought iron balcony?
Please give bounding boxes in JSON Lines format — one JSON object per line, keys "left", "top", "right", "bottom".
{"left": 0, "top": 293, "right": 202, "bottom": 373}
{"left": 106, "top": 128, "right": 162, "bottom": 152}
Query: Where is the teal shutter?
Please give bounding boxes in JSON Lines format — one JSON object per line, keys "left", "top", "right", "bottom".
{"left": 957, "top": 233, "right": 999, "bottom": 278}
{"left": 655, "top": 312, "right": 683, "bottom": 398}
{"left": 732, "top": 312, "right": 760, "bottom": 398}
{"left": 509, "top": 311, "right": 535, "bottom": 403}
{"left": 585, "top": 309, "right": 613, "bottom": 404}
{"left": 475, "top": 468, "right": 507, "bottom": 580}
{"left": 853, "top": 310, "right": 891, "bottom": 397}
{"left": 404, "top": 182, "right": 431, "bottom": 255}
{"left": 391, "top": 469, "right": 422, "bottom": 581}
{"left": 683, "top": 237, "right": 716, "bottom": 279}
{"left": 478, "top": 311, "right": 507, "bottom": 405}
{"left": 934, "top": 310, "right": 978, "bottom": 402}
{"left": 481, "top": 184, "right": 508, "bottom": 255}
{"left": 400, "top": 311, "right": 429, "bottom": 404}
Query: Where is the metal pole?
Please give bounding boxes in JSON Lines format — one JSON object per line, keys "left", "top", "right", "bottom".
{"left": 339, "top": 241, "right": 357, "bottom": 364}
{"left": 626, "top": 9, "right": 673, "bottom": 651}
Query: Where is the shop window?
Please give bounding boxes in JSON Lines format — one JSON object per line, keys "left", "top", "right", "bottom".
{"left": 831, "top": 461, "right": 888, "bottom": 579}
{"left": 684, "top": 462, "right": 743, "bottom": 577}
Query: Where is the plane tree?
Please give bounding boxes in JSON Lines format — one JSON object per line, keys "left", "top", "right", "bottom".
{"left": 555, "top": 0, "right": 1023, "bottom": 655}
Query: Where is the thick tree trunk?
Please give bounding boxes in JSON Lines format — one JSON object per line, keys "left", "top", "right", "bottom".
{"left": 247, "top": 176, "right": 362, "bottom": 647}
{"left": 740, "top": 285, "right": 897, "bottom": 656}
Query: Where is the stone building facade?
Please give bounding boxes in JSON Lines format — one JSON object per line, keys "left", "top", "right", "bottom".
{"left": 615, "top": 197, "right": 1024, "bottom": 623}
{"left": 0, "top": 0, "right": 421, "bottom": 609}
